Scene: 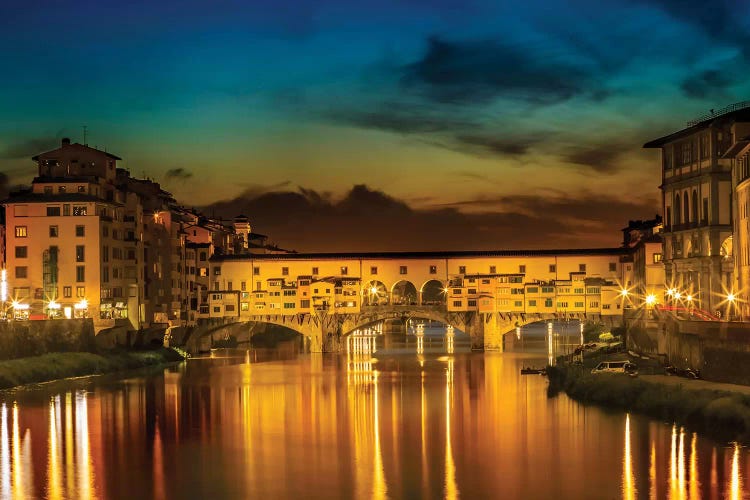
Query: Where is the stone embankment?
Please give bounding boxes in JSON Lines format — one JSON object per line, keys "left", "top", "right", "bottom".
{"left": 547, "top": 363, "right": 750, "bottom": 444}
{"left": 0, "top": 348, "right": 185, "bottom": 391}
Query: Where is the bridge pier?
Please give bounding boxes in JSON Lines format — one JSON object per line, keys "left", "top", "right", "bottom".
{"left": 463, "top": 313, "right": 520, "bottom": 352}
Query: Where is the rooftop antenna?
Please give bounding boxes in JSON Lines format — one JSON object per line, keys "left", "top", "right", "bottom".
{"left": 83, "top": 125, "right": 88, "bottom": 146}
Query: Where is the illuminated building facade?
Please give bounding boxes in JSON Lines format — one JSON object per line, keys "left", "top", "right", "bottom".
{"left": 644, "top": 104, "right": 745, "bottom": 314}
{"left": 1, "top": 139, "right": 286, "bottom": 329}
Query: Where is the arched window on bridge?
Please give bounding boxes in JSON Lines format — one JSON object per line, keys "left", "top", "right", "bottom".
{"left": 363, "top": 280, "right": 388, "bottom": 306}
{"left": 421, "top": 280, "right": 446, "bottom": 306}
{"left": 392, "top": 280, "right": 418, "bottom": 305}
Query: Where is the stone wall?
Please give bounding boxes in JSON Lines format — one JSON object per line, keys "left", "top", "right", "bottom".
{"left": 0, "top": 319, "right": 96, "bottom": 360}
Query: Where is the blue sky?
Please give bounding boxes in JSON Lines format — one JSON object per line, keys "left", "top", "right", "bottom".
{"left": 1, "top": 0, "right": 748, "bottom": 250}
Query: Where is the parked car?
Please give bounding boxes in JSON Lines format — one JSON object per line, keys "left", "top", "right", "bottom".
{"left": 591, "top": 361, "right": 638, "bottom": 376}
{"left": 665, "top": 366, "right": 701, "bottom": 379}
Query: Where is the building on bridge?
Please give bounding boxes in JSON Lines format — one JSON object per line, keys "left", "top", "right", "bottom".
{"left": 205, "top": 248, "right": 632, "bottom": 320}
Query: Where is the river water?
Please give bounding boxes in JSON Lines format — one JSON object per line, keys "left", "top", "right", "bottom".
{"left": 0, "top": 333, "right": 748, "bottom": 499}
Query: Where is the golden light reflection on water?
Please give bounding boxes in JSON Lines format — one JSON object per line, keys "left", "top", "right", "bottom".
{"left": 622, "top": 414, "right": 636, "bottom": 500}
{"left": 2, "top": 344, "right": 750, "bottom": 499}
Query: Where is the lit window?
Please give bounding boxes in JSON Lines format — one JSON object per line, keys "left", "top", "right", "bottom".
{"left": 15, "top": 226, "right": 27, "bottom": 238}
{"left": 72, "top": 205, "right": 87, "bottom": 216}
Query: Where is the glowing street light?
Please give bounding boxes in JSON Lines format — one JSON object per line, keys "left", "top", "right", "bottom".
{"left": 620, "top": 289, "right": 629, "bottom": 297}
{"left": 727, "top": 293, "right": 736, "bottom": 303}
{"left": 673, "top": 291, "right": 682, "bottom": 300}
{"left": 645, "top": 294, "right": 657, "bottom": 306}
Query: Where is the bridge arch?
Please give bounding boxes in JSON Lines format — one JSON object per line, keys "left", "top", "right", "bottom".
{"left": 362, "top": 280, "right": 389, "bottom": 306}
{"left": 420, "top": 279, "right": 446, "bottom": 305}
{"left": 391, "top": 280, "right": 418, "bottom": 305}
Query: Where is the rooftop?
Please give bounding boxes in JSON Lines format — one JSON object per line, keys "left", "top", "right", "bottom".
{"left": 211, "top": 247, "right": 626, "bottom": 262}
{"left": 644, "top": 102, "right": 750, "bottom": 148}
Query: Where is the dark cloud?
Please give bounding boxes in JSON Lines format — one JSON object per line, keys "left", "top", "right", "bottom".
{"left": 563, "top": 144, "right": 631, "bottom": 173}
{"left": 644, "top": 0, "right": 750, "bottom": 55}
{"left": 326, "top": 102, "right": 475, "bottom": 135}
{"left": 400, "top": 36, "right": 606, "bottom": 105}
{"left": 452, "top": 134, "right": 538, "bottom": 157}
{"left": 680, "top": 70, "right": 733, "bottom": 99}
{"left": 0, "top": 136, "right": 59, "bottom": 159}
{"left": 165, "top": 167, "right": 193, "bottom": 180}
{"left": 202, "top": 184, "right": 658, "bottom": 252}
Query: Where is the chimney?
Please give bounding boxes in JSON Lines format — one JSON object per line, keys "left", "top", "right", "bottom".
{"left": 61, "top": 138, "right": 71, "bottom": 146}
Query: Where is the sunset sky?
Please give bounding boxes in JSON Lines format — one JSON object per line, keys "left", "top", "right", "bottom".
{"left": 2, "top": 0, "right": 749, "bottom": 251}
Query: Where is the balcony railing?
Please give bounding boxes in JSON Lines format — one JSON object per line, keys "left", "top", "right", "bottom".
{"left": 687, "top": 101, "right": 750, "bottom": 127}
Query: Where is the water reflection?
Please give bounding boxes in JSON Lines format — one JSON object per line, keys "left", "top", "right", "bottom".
{"left": 1, "top": 343, "right": 750, "bottom": 498}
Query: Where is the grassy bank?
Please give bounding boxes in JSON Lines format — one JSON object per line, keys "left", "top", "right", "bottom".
{"left": 548, "top": 365, "right": 750, "bottom": 444}
{"left": 0, "top": 348, "right": 185, "bottom": 390}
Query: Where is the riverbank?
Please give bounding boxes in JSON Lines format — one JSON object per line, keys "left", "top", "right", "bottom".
{"left": 0, "top": 348, "right": 185, "bottom": 390}
{"left": 547, "top": 364, "right": 750, "bottom": 444}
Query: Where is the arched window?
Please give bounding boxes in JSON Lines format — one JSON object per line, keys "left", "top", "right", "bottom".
{"left": 692, "top": 190, "right": 698, "bottom": 225}
{"left": 683, "top": 192, "right": 690, "bottom": 224}
{"left": 674, "top": 193, "right": 681, "bottom": 225}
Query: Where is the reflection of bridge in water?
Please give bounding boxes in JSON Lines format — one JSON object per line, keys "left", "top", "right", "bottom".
{"left": 187, "top": 303, "right": 620, "bottom": 354}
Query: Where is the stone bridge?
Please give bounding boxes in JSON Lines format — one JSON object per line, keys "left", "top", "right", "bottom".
{"left": 184, "top": 305, "right": 613, "bottom": 353}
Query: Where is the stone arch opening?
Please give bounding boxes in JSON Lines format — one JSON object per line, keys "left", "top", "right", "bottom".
{"left": 421, "top": 279, "right": 446, "bottom": 305}
{"left": 362, "top": 280, "right": 389, "bottom": 306}
{"left": 674, "top": 193, "right": 681, "bottom": 224}
{"left": 391, "top": 280, "right": 418, "bottom": 305}
{"left": 692, "top": 190, "right": 698, "bottom": 224}
{"left": 683, "top": 192, "right": 690, "bottom": 224}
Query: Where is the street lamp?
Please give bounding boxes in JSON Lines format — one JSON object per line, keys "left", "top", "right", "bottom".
{"left": 645, "top": 294, "right": 657, "bottom": 306}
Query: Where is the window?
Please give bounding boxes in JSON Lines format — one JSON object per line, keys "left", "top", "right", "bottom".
{"left": 300, "top": 299, "right": 310, "bottom": 308}
{"left": 15, "top": 226, "right": 27, "bottom": 238}
{"left": 459, "top": 266, "right": 466, "bottom": 274}
{"left": 227, "top": 282, "right": 233, "bottom": 291}
{"left": 76, "top": 225, "right": 85, "bottom": 237}
{"left": 253, "top": 266, "right": 260, "bottom": 275}
{"left": 590, "top": 301, "right": 599, "bottom": 308}
{"left": 44, "top": 186, "right": 53, "bottom": 194}
{"left": 49, "top": 226, "right": 58, "bottom": 237}
{"left": 72, "top": 205, "right": 87, "bottom": 216}
{"left": 527, "top": 286, "right": 538, "bottom": 293}
{"left": 579, "top": 264, "right": 586, "bottom": 272}
{"left": 653, "top": 253, "right": 663, "bottom": 263}
{"left": 574, "top": 302, "right": 584, "bottom": 308}
{"left": 241, "top": 281, "right": 247, "bottom": 291}
{"left": 528, "top": 300, "right": 537, "bottom": 307}
{"left": 519, "top": 265, "right": 526, "bottom": 273}
{"left": 226, "top": 305, "right": 235, "bottom": 312}
{"left": 542, "top": 286, "right": 554, "bottom": 293}
{"left": 76, "top": 286, "right": 85, "bottom": 298}
{"left": 545, "top": 298, "right": 553, "bottom": 307}
{"left": 58, "top": 186, "right": 66, "bottom": 193}
{"left": 549, "top": 264, "right": 556, "bottom": 273}
{"left": 399, "top": 266, "right": 407, "bottom": 275}
{"left": 46, "top": 206, "right": 61, "bottom": 216}
{"left": 103, "top": 267, "right": 109, "bottom": 283}
{"left": 78, "top": 185, "right": 86, "bottom": 193}
{"left": 452, "top": 300, "right": 462, "bottom": 307}
{"left": 241, "top": 302, "right": 249, "bottom": 311}
{"left": 76, "top": 266, "right": 85, "bottom": 282}
{"left": 15, "top": 267, "right": 27, "bottom": 279}
{"left": 489, "top": 265, "right": 496, "bottom": 274}
{"left": 213, "top": 307, "right": 221, "bottom": 313}
{"left": 76, "top": 245, "right": 85, "bottom": 262}
{"left": 282, "top": 267, "right": 289, "bottom": 276}
{"left": 63, "top": 286, "right": 72, "bottom": 298}
{"left": 102, "top": 225, "right": 109, "bottom": 237}
{"left": 340, "top": 266, "right": 348, "bottom": 275}
{"left": 63, "top": 204, "right": 70, "bottom": 216}
{"left": 15, "top": 246, "right": 27, "bottom": 258}
{"left": 214, "top": 267, "right": 221, "bottom": 275}
{"left": 312, "top": 267, "right": 319, "bottom": 275}
{"left": 284, "top": 303, "right": 295, "bottom": 309}
{"left": 609, "top": 262, "right": 617, "bottom": 272}
{"left": 468, "top": 300, "right": 477, "bottom": 307}
{"left": 468, "top": 288, "right": 477, "bottom": 294}
{"left": 428, "top": 265, "right": 437, "bottom": 274}
{"left": 514, "top": 301, "right": 523, "bottom": 307}
{"left": 557, "top": 302, "right": 569, "bottom": 308}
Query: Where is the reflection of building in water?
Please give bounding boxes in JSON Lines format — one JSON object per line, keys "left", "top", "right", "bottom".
{"left": 445, "top": 358, "right": 458, "bottom": 499}
{"left": 347, "top": 333, "right": 387, "bottom": 499}
{"left": 445, "top": 325, "right": 454, "bottom": 353}
{"left": 622, "top": 414, "right": 636, "bottom": 500}
{"left": 732, "top": 442, "right": 742, "bottom": 500}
